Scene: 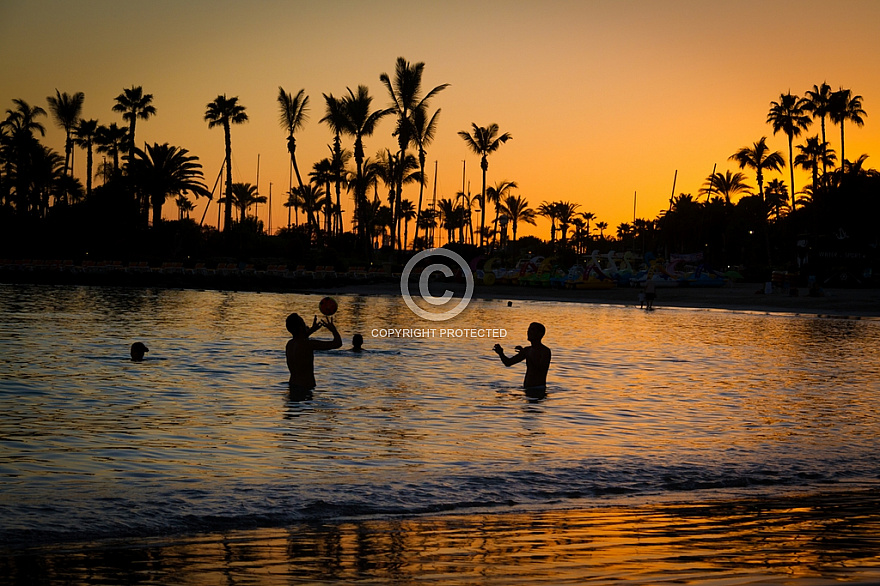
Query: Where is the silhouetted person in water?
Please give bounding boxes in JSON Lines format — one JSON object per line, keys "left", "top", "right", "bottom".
{"left": 130, "top": 342, "right": 149, "bottom": 361}
{"left": 644, "top": 280, "right": 656, "bottom": 310}
{"left": 286, "top": 312, "right": 342, "bottom": 393}
{"left": 493, "top": 322, "right": 552, "bottom": 396}
{"left": 350, "top": 333, "right": 364, "bottom": 353}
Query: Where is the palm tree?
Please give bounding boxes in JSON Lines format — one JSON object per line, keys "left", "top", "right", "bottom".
{"left": 803, "top": 82, "right": 834, "bottom": 176}
{"left": 112, "top": 86, "right": 156, "bottom": 169}
{"left": 581, "top": 211, "right": 595, "bottom": 241}
{"left": 485, "top": 180, "right": 518, "bottom": 247}
{"left": 295, "top": 183, "right": 326, "bottom": 237}
{"left": 95, "top": 122, "right": 127, "bottom": 177}
{"left": 311, "top": 158, "right": 335, "bottom": 234}
{"left": 595, "top": 221, "right": 608, "bottom": 240}
{"left": 176, "top": 195, "right": 195, "bottom": 220}
{"left": 616, "top": 222, "right": 632, "bottom": 243}
{"left": 537, "top": 201, "right": 560, "bottom": 243}
{"left": 409, "top": 104, "right": 441, "bottom": 247}
{"left": 380, "top": 57, "right": 448, "bottom": 250}
{"left": 400, "top": 198, "right": 416, "bottom": 250}
{"left": 336, "top": 86, "right": 392, "bottom": 241}
{"left": 458, "top": 123, "right": 513, "bottom": 248}
{"left": 46, "top": 90, "right": 84, "bottom": 177}
{"left": 500, "top": 194, "right": 536, "bottom": 243}
{"left": 228, "top": 182, "right": 266, "bottom": 221}
{"left": 204, "top": 94, "right": 248, "bottom": 232}
{"left": 767, "top": 92, "right": 811, "bottom": 206}
{"left": 700, "top": 170, "right": 752, "bottom": 204}
{"left": 73, "top": 118, "right": 98, "bottom": 198}
{"left": 436, "top": 197, "right": 463, "bottom": 245}
{"left": 375, "top": 149, "right": 421, "bottom": 247}
{"left": 132, "top": 142, "right": 210, "bottom": 226}
{"left": 829, "top": 88, "right": 867, "bottom": 169}
{"left": 764, "top": 179, "right": 790, "bottom": 221}
{"left": 1, "top": 99, "right": 47, "bottom": 215}
{"left": 729, "top": 137, "right": 785, "bottom": 203}
{"left": 320, "top": 93, "right": 352, "bottom": 235}
{"left": 794, "top": 136, "right": 837, "bottom": 192}
{"left": 277, "top": 87, "right": 309, "bottom": 207}
{"left": 555, "top": 201, "right": 580, "bottom": 244}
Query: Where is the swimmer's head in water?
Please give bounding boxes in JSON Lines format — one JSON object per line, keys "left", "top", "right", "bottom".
{"left": 130, "top": 342, "right": 149, "bottom": 361}
{"left": 527, "top": 322, "right": 546, "bottom": 342}
{"left": 286, "top": 312, "right": 307, "bottom": 336}
{"left": 352, "top": 333, "right": 364, "bottom": 349}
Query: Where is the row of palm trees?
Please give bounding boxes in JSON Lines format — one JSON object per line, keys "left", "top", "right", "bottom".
{"left": 3, "top": 56, "right": 533, "bottom": 256}
{"left": 723, "top": 83, "right": 866, "bottom": 210}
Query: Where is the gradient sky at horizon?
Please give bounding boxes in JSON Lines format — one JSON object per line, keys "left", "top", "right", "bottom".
{"left": 2, "top": 0, "right": 878, "bottom": 240}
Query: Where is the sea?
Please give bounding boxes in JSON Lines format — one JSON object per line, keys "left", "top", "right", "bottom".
{"left": 1, "top": 282, "right": 879, "bottom": 584}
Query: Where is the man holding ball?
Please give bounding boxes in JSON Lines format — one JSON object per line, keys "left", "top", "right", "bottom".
{"left": 285, "top": 297, "right": 342, "bottom": 394}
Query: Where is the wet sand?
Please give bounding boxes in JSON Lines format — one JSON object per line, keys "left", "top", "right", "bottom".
{"left": 321, "top": 281, "right": 880, "bottom": 319}
{"left": 4, "top": 488, "right": 880, "bottom": 585}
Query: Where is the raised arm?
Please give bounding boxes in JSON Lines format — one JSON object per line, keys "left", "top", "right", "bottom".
{"left": 309, "top": 318, "right": 343, "bottom": 351}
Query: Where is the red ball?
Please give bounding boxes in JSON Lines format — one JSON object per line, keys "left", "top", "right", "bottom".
{"left": 319, "top": 296, "right": 338, "bottom": 316}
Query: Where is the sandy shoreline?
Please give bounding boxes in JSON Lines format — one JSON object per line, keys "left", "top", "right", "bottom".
{"left": 315, "top": 281, "right": 880, "bottom": 319}
{"left": 4, "top": 487, "right": 880, "bottom": 585}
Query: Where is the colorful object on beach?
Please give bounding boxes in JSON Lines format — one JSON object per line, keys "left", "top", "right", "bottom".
{"left": 319, "top": 296, "right": 338, "bottom": 316}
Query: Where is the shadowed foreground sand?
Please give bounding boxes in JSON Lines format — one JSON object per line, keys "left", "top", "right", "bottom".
{"left": 4, "top": 488, "right": 880, "bottom": 585}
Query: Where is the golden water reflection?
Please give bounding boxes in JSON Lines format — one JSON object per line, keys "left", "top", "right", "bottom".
{"left": 5, "top": 489, "right": 880, "bottom": 585}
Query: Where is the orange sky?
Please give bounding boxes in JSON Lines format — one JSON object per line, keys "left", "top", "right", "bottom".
{"left": 2, "top": 0, "right": 878, "bottom": 240}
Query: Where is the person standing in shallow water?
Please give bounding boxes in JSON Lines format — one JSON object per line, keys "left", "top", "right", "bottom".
{"left": 130, "top": 342, "right": 149, "bottom": 361}
{"left": 493, "top": 322, "right": 552, "bottom": 395}
{"left": 285, "top": 312, "right": 342, "bottom": 392}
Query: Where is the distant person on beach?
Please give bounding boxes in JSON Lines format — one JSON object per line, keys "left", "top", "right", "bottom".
{"left": 644, "top": 280, "right": 656, "bottom": 310}
{"left": 350, "top": 333, "right": 364, "bottom": 353}
{"left": 130, "top": 342, "right": 149, "bottom": 361}
{"left": 285, "top": 312, "right": 342, "bottom": 392}
{"left": 493, "top": 322, "right": 552, "bottom": 395}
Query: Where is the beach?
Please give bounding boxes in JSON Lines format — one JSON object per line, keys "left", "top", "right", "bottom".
{"left": 5, "top": 488, "right": 880, "bottom": 585}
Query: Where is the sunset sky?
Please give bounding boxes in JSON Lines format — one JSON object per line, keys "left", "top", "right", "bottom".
{"left": 2, "top": 0, "right": 878, "bottom": 240}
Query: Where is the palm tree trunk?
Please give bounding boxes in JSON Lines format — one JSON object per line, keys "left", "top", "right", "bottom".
{"left": 479, "top": 159, "right": 487, "bottom": 248}
{"left": 788, "top": 137, "right": 796, "bottom": 209}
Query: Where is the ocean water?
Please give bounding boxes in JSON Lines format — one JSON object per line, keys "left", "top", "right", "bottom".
{"left": 1, "top": 283, "right": 880, "bottom": 563}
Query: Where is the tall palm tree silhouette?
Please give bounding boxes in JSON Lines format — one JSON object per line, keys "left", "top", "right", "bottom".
{"left": 458, "top": 123, "right": 512, "bottom": 248}
{"left": 767, "top": 92, "right": 811, "bottom": 207}
{"left": 729, "top": 137, "right": 784, "bottom": 203}
{"left": 132, "top": 142, "right": 210, "bottom": 227}
{"left": 409, "top": 104, "right": 441, "bottom": 249}
{"left": 380, "top": 57, "right": 448, "bottom": 251}
{"left": 337, "top": 86, "right": 392, "bottom": 242}
{"left": 73, "top": 118, "right": 98, "bottom": 197}
{"left": 277, "top": 87, "right": 310, "bottom": 210}
{"left": 46, "top": 90, "right": 84, "bottom": 177}
{"left": 112, "top": 86, "right": 156, "bottom": 170}
{"left": 205, "top": 95, "right": 248, "bottom": 232}
{"left": 320, "top": 94, "right": 353, "bottom": 235}
{"left": 829, "top": 88, "right": 867, "bottom": 169}
{"left": 803, "top": 83, "right": 833, "bottom": 177}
